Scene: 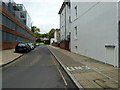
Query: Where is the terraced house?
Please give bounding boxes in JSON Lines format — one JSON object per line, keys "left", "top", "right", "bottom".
{"left": 0, "top": 0, "right": 35, "bottom": 50}
{"left": 59, "top": 1, "right": 120, "bottom": 67}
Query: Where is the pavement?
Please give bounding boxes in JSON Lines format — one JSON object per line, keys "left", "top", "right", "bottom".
{"left": 48, "top": 45, "right": 120, "bottom": 89}
{"left": 0, "top": 49, "right": 23, "bottom": 66}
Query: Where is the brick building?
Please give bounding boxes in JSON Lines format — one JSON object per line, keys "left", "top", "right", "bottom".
{"left": 0, "top": 0, "right": 35, "bottom": 50}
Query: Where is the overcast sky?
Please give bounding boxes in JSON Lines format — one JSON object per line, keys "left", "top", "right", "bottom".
{"left": 15, "top": 0, "right": 64, "bottom": 34}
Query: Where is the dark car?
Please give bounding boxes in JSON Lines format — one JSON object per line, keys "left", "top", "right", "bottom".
{"left": 15, "top": 43, "right": 31, "bottom": 53}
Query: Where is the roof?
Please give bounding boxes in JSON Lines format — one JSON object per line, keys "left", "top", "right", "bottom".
{"left": 58, "top": 0, "right": 70, "bottom": 14}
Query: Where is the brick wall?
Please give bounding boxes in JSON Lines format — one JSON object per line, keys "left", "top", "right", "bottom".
{"left": 60, "top": 41, "right": 70, "bottom": 50}
{"left": 2, "top": 42, "right": 18, "bottom": 50}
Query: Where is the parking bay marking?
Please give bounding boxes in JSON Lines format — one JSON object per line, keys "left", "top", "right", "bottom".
{"left": 66, "top": 66, "right": 91, "bottom": 71}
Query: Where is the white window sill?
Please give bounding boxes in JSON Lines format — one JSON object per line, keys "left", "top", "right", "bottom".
{"left": 74, "top": 38, "right": 78, "bottom": 40}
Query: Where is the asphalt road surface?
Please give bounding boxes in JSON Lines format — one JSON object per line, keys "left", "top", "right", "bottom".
{"left": 2, "top": 44, "right": 77, "bottom": 89}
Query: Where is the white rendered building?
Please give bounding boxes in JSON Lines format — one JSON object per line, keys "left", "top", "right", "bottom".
{"left": 59, "top": 1, "right": 120, "bottom": 67}
{"left": 59, "top": 1, "right": 71, "bottom": 41}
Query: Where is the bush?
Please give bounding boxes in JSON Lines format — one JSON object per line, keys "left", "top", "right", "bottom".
{"left": 44, "top": 40, "right": 50, "bottom": 44}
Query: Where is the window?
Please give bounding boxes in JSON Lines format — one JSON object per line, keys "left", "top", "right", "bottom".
{"left": 75, "top": 6, "right": 77, "bottom": 18}
{"left": 68, "top": 2, "right": 71, "bottom": 8}
{"left": 2, "top": 14, "right": 6, "bottom": 26}
{"left": 6, "top": 32, "right": 10, "bottom": 42}
{"left": 23, "top": 19, "right": 26, "bottom": 24}
{"left": 69, "top": 16, "right": 71, "bottom": 23}
{"left": 0, "top": 12, "right": 2, "bottom": 24}
{"left": 75, "top": 26, "right": 77, "bottom": 39}
{"left": 0, "top": 30, "right": 2, "bottom": 41}
{"left": 20, "top": 12, "right": 26, "bottom": 18}
{"left": 2, "top": 31, "right": 6, "bottom": 41}
{"left": 75, "top": 46, "right": 78, "bottom": 53}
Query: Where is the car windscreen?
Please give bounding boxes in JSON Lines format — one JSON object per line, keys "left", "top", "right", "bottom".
{"left": 17, "top": 43, "right": 26, "bottom": 47}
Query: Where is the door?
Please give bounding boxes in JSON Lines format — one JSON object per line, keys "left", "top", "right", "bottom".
{"left": 106, "top": 47, "right": 115, "bottom": 66}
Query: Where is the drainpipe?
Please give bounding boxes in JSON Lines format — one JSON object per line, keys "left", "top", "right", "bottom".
{"left": 65, "top": 3, "right": 67, "bottom": 49}
{"left": 118, "top": 21, "right": 120, "bottom": 68}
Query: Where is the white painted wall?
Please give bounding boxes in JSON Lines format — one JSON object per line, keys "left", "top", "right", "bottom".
{"left": 66, "top": 4, "right": 71, "bottom": 40}
{"left": 118, "top": 2, "right": 120, "bottom": 67}
{"left": 60, "top": 7, "right": 66, "bottom": 41}
{"left": 59, "top": 3, "right": 71, "bottom": 41}
{"left": 50, "top": 38, "right": 55, "bottom": 44}
{"left": 54, "top": 31, "right": 57, "bottom": 42}
{"left": 118, "top": 2, "right": 120, "bottom": 20}
{"left": 26, "top": 14, "right": 32, "bottom": 29}
{"left": 71, "top": 2, "right": 118, "bottom": 67}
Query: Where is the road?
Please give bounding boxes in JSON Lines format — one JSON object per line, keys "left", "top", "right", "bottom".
{"left": 2, "top": 45, "right": 77, "bottom": 89}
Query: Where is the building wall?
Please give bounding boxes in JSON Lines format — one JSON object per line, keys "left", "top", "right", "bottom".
{"left": 57, "top": 30, "right": 60, "bottom": 42}
{"left": 71, "top": 2, "right": 118, "bottom": 67}
{"left": 26, "top": 13, "right": 32, "bottom": 29}
{"left": 60, "top": 7, "right": 65, "bottom": 41}
{"left": 60, "top": 3, "right": 71, "bottom": 40}
{"left": 118, "top": 2, "right": 120, "bottom": 67}
{"left": 59, "top": 2, "right": 71, "bottom": 50}
{"left": 54, "top": 29, "right": 60, "bottom": 43}
{"left": 1, "top": 2, "right": 35, "bottom": 50}
{"left": 50, "top": 38, "right": 55, "bottom": 44}
{"left": 54, "top": 31, "right": 57, "bottom": 42}
{"left": 66, "top": 3, "right": 71, "bottom": 41}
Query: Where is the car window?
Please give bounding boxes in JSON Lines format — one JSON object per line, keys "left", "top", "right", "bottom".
{"left": 18, "top": 43, "right": 26, "bottom": 47}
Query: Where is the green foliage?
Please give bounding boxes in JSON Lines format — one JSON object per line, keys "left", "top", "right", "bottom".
{"left": 48, "top": 28, "right": 56, "bottom": 39}
{"left": 36, "top": 39, "right": 41, "bottom": 42}
{"left": 31, "top": 26, "right": 57, "bottom": 44}
{"left": 44, "top": 40, "right": 50, "bottom": 44}
{"left": 31, "top": 26, "right": 40, "bottom": 33}
{"left": 34, "top": 33, "right": 41, "bottom": 39}
{"left": 39, "top": 33, "right": 48, "bottom": 38}
{"left": 31, "top": 26, "right": 41, "bottom": 40}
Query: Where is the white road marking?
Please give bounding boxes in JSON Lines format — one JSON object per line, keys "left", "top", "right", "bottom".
{"left": 71, "top": 67, "right": 75, "bottom": 71}
{"left": 51, "top": 55, "right": 68, "bottom": 86}
{"left": 66, "top": 67, "right": 73, "bottom": 71}
{"left": 74, "top": 67, "right": 79, "bottom": 70}
{"left": 78, "top": 66, "right": 83, "bottom": 70}
{"left": 86, "top": 66, "right": 91, "bottom": 69}
{"left": 57, "top": 67, "right": 68, "bottom": 86}
{"left": 66, "top": 66, "right": 91, "bottom": 71}
{"left": 66, "top": 67, "right": 76, "bottom": 71}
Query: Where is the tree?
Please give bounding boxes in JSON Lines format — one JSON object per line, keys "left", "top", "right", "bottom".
{"left": 48, "top": 28, "right": 56, "bottom": 39}
{"left": 34, "top": 33, "right": 41, "bottom": 39}
{"left": 31, "top": 26, "right": 41, "bottom": 40}
{"left": 31, "top": 26, "right": 40, "bottom": 33}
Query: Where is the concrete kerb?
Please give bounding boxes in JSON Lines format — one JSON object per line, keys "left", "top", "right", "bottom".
{"left": 1, "top": 54, "right": 23, "bottom": 67}
{"left": 48, "top": 46, "right": 83, "bottom": 90}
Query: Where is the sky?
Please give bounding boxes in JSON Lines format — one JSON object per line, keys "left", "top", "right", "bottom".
{"left": 14, "top": 0, "right": 119, "bottom": 34}
{"left": 15, "top": 0, "right": 64, "bottom": 34}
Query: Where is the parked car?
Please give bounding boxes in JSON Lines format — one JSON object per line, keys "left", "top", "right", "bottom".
{"left": 27, "top": 43, "right": 35, "bottom": 50}
{"left": 15, "top": 43, "right": 31, "bottom": 53}
{"left": 36, "top": 43, "right": 40, "bottom": 46}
